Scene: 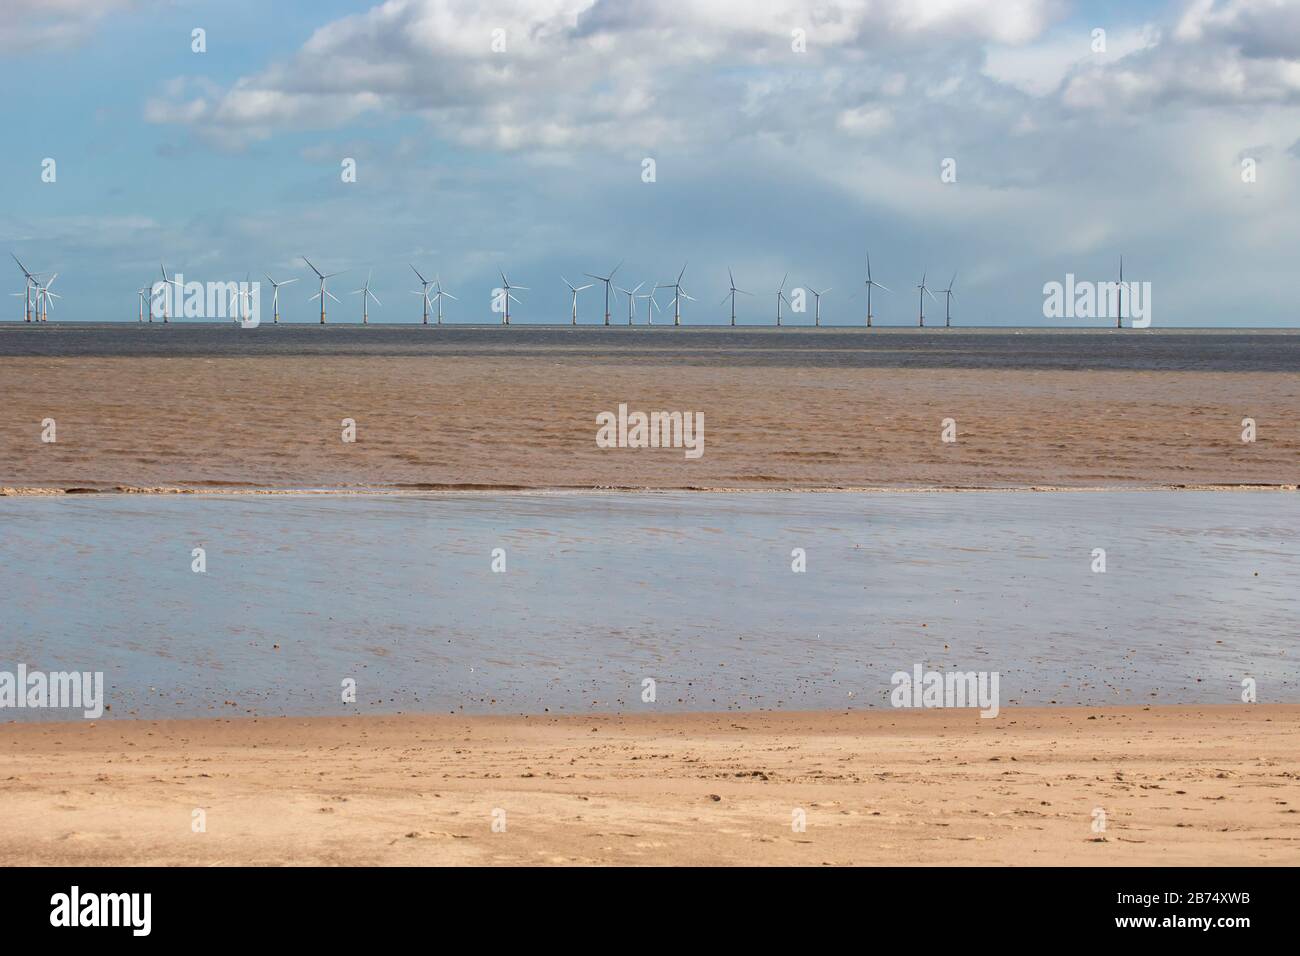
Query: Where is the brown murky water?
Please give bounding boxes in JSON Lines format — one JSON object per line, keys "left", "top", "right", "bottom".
{"left": 2, "top": 327, "right": 1297, "bottom": 490}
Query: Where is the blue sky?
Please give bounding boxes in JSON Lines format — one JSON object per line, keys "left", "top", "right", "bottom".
{"left": 2, "top": 0, "right": 1298, "bottom": 326}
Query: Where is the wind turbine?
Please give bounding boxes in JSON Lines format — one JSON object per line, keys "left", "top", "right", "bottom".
{"left": 11, "top": 254, "right": 40, "bottom": 323}
{"left": 303, "top": 257, "right": 343, "bottom": 324}
{"left": 33, "top": 274, "right": 57, "bottom": 323}
{"left": 655, "top": 263, "right": 692, "bottom": 327}
{"left": 863, "top": 251, "right": 890, "bottom": 327}
{"left": 136, "top": 287, "right": 149, "bottom": 322}
{"left": 584, "top": 260, "right": 622, "bottom": 326}
{"left": 616, "top": 281, "right": 644, "bottom": 325}
{"left": 264, "top": 273, "right": 298, "bottom": 324}
{"left": 808, "top": 285, "right": 831, "bottom": 327}
{"left": 721, "top": 268, "right": 751, "bottom": 326}
{"left": 938, "top": 273, "right": 956, "bottom": 327}
{"left": 36, "top": 275, "right": 59, "bottom": 321}
{"left": 499, "top": 272, "right": 526, "bottom": 325}
{"left": 637, "top": 286, "right": 661, "bottom": 325}
{"left": 410, "top": 265, "right": 434, "bottom": 325}
{"left": 431, "top": 278, "right": 456, "bottom": 325}
{"left": 228, "top": 273, "right": 254, "bottom": 325}
{"left": 916, "top": 270, "right": 937, "bottom": 327}
{"left": 562, "top": 276, "right": 594, "bottom": 325}
{"left": 352, "top": 270, "right": 381, "bottom": 324}
{"left": 158, "top": 264, "right": 182, "bottom": 323}
{"left": 775, "top": 272, "right": 789, "bottom": 327}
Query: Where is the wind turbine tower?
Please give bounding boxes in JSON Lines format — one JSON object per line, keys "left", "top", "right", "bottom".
{"left": 303, "top": 257, "right": 343, "bottom": 324}
{"left": 265, "top": 273, "right": 298, "bottom": 324}
{"left": 432, "top": 279, "right": 456, "bottom": 325}
{"left": 808, "top": 285, "right": 830, "bottom": 326}
{"left": 939, "top": 273, "right": 956, "bottom": 327}
{"left": 655, "top": 264, "right": 692, "bottom": 327}
{"left": 916, "top": 270, "right": 937, "bottom": 327}
{"left": 563, "top": 276, "right": 594, "bottom": 325}
{"left": 616, "top": 281, "right": 643, "bottom": 325}
{"left": 410, "top": 265, "right": 433, "bottom": 325}
{"left": 499, "top": 272, "right": 527, "bottom": 325}
{"left": 863, "top": 251, "right": 890, "bottom": 327}
{"left": 352, "top": 270, "right": 381, "bottom": 324}
{"left": 722, "top": 268, "right": 751, "bottom": 326}
{"left": 584, "top": 260, "right": 622, "bottom": 326}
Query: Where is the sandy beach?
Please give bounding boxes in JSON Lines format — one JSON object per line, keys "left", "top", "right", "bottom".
{"left": 0, "top": 706, "right": 1295, "bottom": 866}
{"left": 1, "top": 355, "right": 1297, "bottom": 492}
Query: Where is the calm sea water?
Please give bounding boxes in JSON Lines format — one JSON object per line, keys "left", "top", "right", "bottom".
{"left": 0, "top": 491, "right": 1294, "bottom": 720}
{"left": 1, "top": 323, "right": 1298, "bottom": 371}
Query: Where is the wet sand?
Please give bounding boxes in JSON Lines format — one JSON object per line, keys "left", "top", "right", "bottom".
{"left": 2, "top": 355, "right": 1297, "bottom": 491}
{"left": 4, "top": 491, "right": 1295, "bottom": 717}
{"left": 0, "top": 706, "right": 1295, "bottom": 866}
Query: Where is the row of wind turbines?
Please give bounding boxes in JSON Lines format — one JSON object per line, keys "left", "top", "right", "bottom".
{"left": 10, "top": 255, "right": 60, "bottom": 322}
{"left": 15, "top": 251, "right": 960, "bottom": 326}
{"left": 521, "top": 255, "right": 957, "bottom": 328}
{"left": 280, "top": 253, "right": 955, "bottom": 327}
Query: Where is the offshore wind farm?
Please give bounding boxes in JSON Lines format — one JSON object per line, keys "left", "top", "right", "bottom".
{"left": 4, "top": 244, "right": 1178, "bottom": 330}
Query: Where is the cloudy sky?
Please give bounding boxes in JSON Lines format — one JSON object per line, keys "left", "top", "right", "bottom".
{"left": 2, "top": 0, "right": 1297, "bottom": 326}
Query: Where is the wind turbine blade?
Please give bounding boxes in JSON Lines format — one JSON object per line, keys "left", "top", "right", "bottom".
{"left": 411, "top": 264, "right": 427, "bottom": 284}
{"left": 678, "top": 262, "right": 687, "bottom": 282}
{"left": 442, "top": 292, "right": 458, "bottom": 301}
{"left": 302, "top": 257, "right": 323, "bottom": 277}
{"left": 512, "top": 285, "right": 529, "bottom": 291}
{"left": 876, "top": 283, "right": 892, "bottom": 293}
{"left": 577, "top": 283, "right": 593, "bottom": 291}
{"left": 779, "top": 272, "right": 788, "bottom": 292}
{"left": 326, "top": 290, "right": 341, "bottom": 304}
{"left": 281, "top": 277, "right": 298, "bottom": 286}
{"left": 369, "top": 292, "right": 382, "bottom": 306}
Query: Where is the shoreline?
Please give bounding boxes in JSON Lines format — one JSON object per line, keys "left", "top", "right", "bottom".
{"left": 4, "top": 482, "right": 1298, "bottom": 496}
{"left": 1, "top": 705, "right": 1294, "bottom": 866}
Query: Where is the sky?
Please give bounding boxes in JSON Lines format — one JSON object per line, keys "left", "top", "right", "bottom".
{"left": 1, "top": 0, "right": 1298, "bottom": 327}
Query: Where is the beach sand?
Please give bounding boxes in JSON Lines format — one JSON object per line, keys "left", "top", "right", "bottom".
{"left": 1, "top": 356, "right": 1296, "bottom": 491}
{"left": 1, "top": 706, "right": 1295, "bottom": 866}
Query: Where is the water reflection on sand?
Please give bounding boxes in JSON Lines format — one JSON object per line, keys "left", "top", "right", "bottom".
{"left": 0, "top": 491, "right": 1295, "bottom": 719}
